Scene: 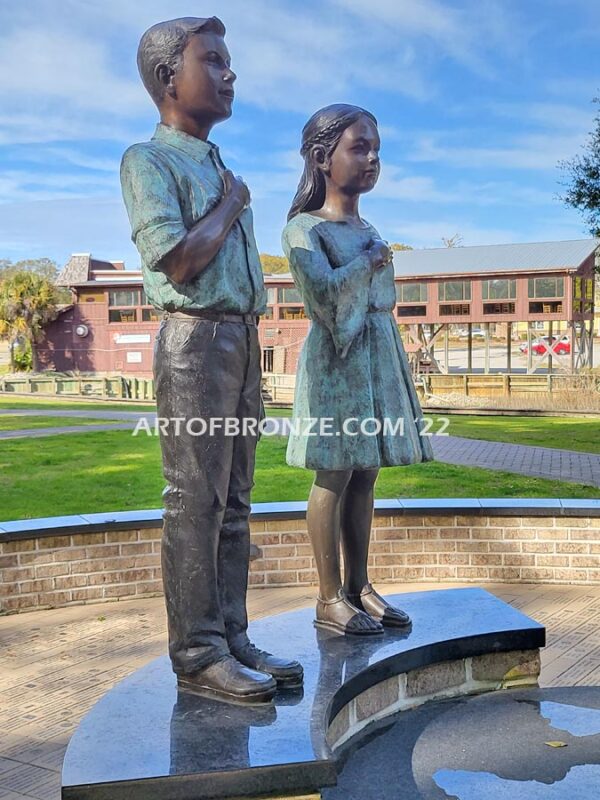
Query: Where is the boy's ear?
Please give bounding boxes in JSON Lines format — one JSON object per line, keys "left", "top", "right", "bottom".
{"left": 155, "top": 63, "right": 177, "bottom": 99}
{"left": 309, "top": 145, "right": 330, "bottom": 174}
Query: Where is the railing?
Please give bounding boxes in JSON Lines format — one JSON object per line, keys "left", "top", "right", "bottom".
{"left": 262, "top": 373, "right": 296, "bottom": 403}
{"left": 261, "top": 372, "right": 600, "bottom": 403}
{"left": 0, "top": 374, "right": 154, "bottom": 401}
{"left": 1, "top": 372, "right": 598, "bottom": 404}
{"left": 420, "top": 372, "right": 600, "bottom": 397}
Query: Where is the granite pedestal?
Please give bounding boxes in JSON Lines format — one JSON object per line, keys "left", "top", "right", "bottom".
{"left": 61, "top": 588, "right": 545, "bottom": 799}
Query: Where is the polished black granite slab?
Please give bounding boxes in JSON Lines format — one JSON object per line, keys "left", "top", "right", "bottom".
{"left": 326, "top": 686, "right": 600, "bottom": 799}
{"left": 61, "top": 588, "right": 544, "bottom": 800}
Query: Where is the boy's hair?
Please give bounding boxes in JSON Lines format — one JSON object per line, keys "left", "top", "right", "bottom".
{"left": 137, "top": 16, "right": 226, "bottom": 106}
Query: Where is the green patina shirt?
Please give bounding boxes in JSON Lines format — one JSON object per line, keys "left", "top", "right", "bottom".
{"left": 120, "top": 123, "right": 267, "bottom": 315}
{"left": 282, "top": 212, "right": 436, "bottom": 471}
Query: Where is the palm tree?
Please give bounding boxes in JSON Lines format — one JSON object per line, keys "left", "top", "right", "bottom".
{"left": 0, "top": 271, "right": 60, "bottom": 372}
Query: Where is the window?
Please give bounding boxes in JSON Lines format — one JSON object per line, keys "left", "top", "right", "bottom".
{"left": 109, "top": 309, "right": 137, "bottom": 323}
{"left": 439, "top": 303, "right": 470, "bottom": 315}
{"left": 263, "top": 306, "right": 274, "bottom": 320}
{"left": 267, "top": 287, "right": 277, "bottom": 305}
{"left": 109, "top": 288, "right": 142, "bottom": 323}
{"left": 529, "top": 301, "right": 563, "bottom": 314}
{"left": 528, "top": 277, "right": 564, "bottom": 298}
{"left": 279, "top": 306, "right": 306, "bottom": 320}
{"left": 396, "top": 282, "right": 427, "bottom": 303}
{"left": 397, "top": 305, "right": 426, "bottom": 317}
{"left": 573, "top": 278, "right": 594, "bottom": 314}
{"left": 109, "top": 289, "right": 140, "bottom": 306}
{"left": 263, "top": 347, "right": 274, "bottom": 372}
{"left": 438, "top": 281, "right": 471, "bottom": 301}
{"left": 482, "top": 279, "right": 516, "bottom": 300}
{"left": 142, "top": 308, "right": 161, "bottom": 322}
{"left": 278, "top": 287, "right": 303, "bottom": 304}
{"left": 586, "top": 278, "right": 594, "bottom": 299}
{"left": 483, "top": 302, "right": 515, "bottom": 314}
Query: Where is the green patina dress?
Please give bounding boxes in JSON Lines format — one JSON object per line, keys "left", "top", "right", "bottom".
{"left": 281, "top": 212, "right": 436, "bottom": 471}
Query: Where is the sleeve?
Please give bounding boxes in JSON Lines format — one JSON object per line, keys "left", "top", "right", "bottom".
{"left": 120, "top": 145, "right": 188, "bottom": 272}
{"left": 282, "top": 218, "right": 373, "bottom": 359}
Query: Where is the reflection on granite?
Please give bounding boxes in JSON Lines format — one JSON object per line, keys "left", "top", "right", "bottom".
{"left": 326, "top": 687, "right": 600, "bottom": 800}
{"left": 61, "top": 588, "right": 544, "bottom": 799}
{"left": 539, "top": 701, "right": 600, "bottom": 737}
{"left": 434, "top": 765, "right": 600, "bottom": 799}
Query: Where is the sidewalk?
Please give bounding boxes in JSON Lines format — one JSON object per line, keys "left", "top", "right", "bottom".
{"left": 1, "top": 582, "right": 600, "bottom": 799}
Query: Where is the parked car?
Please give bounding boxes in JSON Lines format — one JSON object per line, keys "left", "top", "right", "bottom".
{"left": 458, "top": 328, "right": 486, "bottom": 339}
{"left": 519, "top": 335, "right": 570, "bottom": 355}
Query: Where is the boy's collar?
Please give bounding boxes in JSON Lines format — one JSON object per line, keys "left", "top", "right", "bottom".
{"left": 152, "top": 123, "right": 218, "bottom": 164}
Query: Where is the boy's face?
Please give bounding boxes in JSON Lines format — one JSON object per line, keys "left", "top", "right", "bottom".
{"left": 171, "top": 32, "right": 236, "bottom": 122}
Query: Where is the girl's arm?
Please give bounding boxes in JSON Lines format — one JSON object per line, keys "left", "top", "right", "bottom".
{"left": 282, "top": 220, "right": 386, "bottom": 358}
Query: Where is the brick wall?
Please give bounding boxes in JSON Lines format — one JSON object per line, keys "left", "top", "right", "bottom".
{"left": 250, "top": 513, "right": 600, "bottom": 587}
{"left": 2, "top": 511, "right": 600, "bottom": 613}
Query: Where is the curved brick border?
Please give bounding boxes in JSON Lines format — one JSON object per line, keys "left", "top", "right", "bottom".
{"left": 1, "top": 499, "right": 600, "bottom": 613}
{"left": 326, "top": 648, "right": 541, "bottom": 751}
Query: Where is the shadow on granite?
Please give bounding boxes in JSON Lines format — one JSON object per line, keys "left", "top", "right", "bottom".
{"left": 61, "top": 588, "right": 545, "bottom": 800}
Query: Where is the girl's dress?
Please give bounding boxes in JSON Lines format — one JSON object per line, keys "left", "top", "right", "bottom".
{"left": 281, "top": 211, "right": 435, "bottom": 471}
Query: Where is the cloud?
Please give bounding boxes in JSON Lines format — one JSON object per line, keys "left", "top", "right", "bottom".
{"left": 375, "top": 167, "right": 458, "bottom": 203}
{"left": 488, "top": 101, "right": 596, "bottom": 133}
{"left": 331, "top": 0, "right": 527, "bottom": 78}
{"left": 407, "top": 131, "right": 588, "bottom": 171}
{"left": 383, "top": 216, "right": 587, "bottom": 249}
{"left": 0, "top": 197, "right": 137, "bottom": 265}
{"left": 0, "top": 170, "right": 118, "bottom": 204}
{"left": 0, "top": 29, "right": 147, "bottom": 114}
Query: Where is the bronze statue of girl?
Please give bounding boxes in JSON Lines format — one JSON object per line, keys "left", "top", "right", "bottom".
{"left": 282, "top": 104, "right": 435, "bottom": 636}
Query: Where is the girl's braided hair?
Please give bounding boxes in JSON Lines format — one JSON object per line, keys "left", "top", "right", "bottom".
{"left": 288, "top": 104, "right": 378, "bottom": 221}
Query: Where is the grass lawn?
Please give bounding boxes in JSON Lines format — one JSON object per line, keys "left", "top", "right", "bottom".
{"left": 0, "top": 395, "right": 291, "bottom": 416}
{"left": 0, "top": 396, "right": 157, "bottom": 412}
{"left": 1, "top": 429, "right": 599, "bottom": 521}
{"left": 0, "top": 415, "right": 123, "bottom": 432}
{"left": 438, "top": 414, "right": 600, "bottom": 455}
{"left": 1, "top": 397, "right": 599, "bottom": 453}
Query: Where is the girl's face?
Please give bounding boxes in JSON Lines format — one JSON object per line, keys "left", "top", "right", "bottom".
{"left": 326, "top": 115, "right": 381, "bottom": 194}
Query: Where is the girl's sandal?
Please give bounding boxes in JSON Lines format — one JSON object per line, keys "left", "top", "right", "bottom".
{"left": 347, "top": 583, "right": 412, "bottom": 628}
{"left": 314, "top": 590, "right": 384, "bottom": 636}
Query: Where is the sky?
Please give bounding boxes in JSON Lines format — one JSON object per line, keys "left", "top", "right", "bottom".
{"left": 1, "top": 0, "right": 600, "bottom": 270}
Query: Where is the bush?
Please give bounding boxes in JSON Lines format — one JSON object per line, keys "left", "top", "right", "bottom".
{"left": 12, "top": 341, "right": 33, "bottom": 371}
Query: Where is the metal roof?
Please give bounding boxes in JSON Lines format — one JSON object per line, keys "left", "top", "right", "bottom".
{"left": 392, "top": 239, "right": 600, "bottom": 278}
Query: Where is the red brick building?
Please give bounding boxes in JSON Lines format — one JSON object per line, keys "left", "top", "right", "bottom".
{"left": 40, "top": 239, "right": 597, "bottom": 376}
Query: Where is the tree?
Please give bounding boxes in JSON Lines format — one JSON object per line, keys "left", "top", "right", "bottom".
{"left": 559, "top": 97, "right": 600, "bottom": 241}
{"left": 0, "top": 257, "right": 60, "bottom": 281}
{"left": 442, "top": 233, "right": 464, "bottom": 247}
{"left": 260, "top": 253, "right": 290, "bottom": 274}
{"left": 0, "top": 271, "right": 61, "bottom": 372}
{"left": 390, "top": 242, "right": 413, "bottom": 251}
{"left": 0, "top": 258, "right": 71, "bottom": 303}
{"left": 558, "top": 97, "right": 600, "bottom": 237}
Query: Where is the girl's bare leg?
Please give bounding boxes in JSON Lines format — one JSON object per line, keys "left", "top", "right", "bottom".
{"left": 340, "top": 468, "right": 379, "bottom": 595}
{"left": 308, "top": 469, "right": 382, "bottom": 634}
{"left": 341, "top": 469, "right": 411, "bottom": 628}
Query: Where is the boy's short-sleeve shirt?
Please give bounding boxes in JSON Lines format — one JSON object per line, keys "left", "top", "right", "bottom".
{"left": 120, "top": 123, "right": 267, "bottom": 315}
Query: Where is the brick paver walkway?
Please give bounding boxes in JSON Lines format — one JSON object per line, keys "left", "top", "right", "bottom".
{"left": 1, "top": 583, "right": 600, "bottom": 799}
{"left": 432, "top": 434, "right": 600, "bottom": 488}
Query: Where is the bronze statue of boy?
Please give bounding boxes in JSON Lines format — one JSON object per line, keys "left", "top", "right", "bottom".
{"left": 121, "top": 16, "right": 302, "bottom": 704}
